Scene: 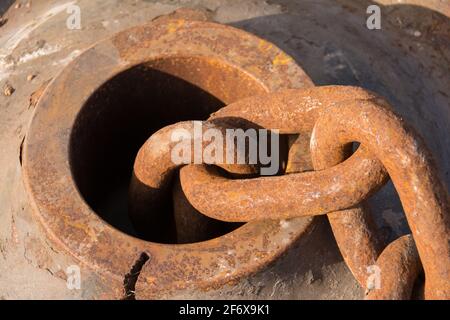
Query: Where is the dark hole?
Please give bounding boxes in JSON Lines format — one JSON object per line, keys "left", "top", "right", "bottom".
{"left": 69, "top": 56, "right": 267, "bottom": 243}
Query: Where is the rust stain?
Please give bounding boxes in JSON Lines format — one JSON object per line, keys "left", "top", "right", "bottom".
{"left": 22, "top": 14, "right": 314, "bottom": 299}
{"left": 272, "top": 52, "right": 292, "bottom": 66}
{"left": 167, "top": 19, "right": 185, "bottom": 33}
{"left": 29, "top": 79, "right": 51, "bottom": 109}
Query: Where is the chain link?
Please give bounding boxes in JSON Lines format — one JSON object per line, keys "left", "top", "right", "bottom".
{"left": 129, "top": 85, "right": 450, "bottom": 299}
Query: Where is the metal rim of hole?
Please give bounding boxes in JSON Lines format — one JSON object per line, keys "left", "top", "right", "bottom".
{"left": 22, "top": 19, "right": 315, "bottom": 298}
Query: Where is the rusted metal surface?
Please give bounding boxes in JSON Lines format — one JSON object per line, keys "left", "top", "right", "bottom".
{"left": 179, "top": 86, "right": 449, "bottom": 299}
{"left": 129, "top": 120, "right": 259, "bottom": 241}
{"left": 312, "top": 98, "right": 450, "bottom": 299}
{"left": 365, "top": 235, "right": 421, "bottom": 300}
{"left": 172, "top": 177, "right": 242, "bottom": 244}
{"left": 22, "top": 18, "right": 315, "bottom": 298}
{"left": 179, "top": 86, "right": 388, "bottom": 291}
{"left": 325, "top": 205, "right": 383, "bottom": 289}
{"left": 2, "top": 0, "right": 448, "bottom": 300}
{"left": 285, "top": 133, "right": 313, "bottom": 174}
{"left": 179, "top": 86, "right": 388, "bottom": 222}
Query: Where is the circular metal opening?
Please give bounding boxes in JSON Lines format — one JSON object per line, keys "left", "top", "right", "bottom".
{"left": 24, "top": 20, "right": 314, "bottom": 295}
{"left": 69, "top": 56, "right": 267, "bottom": 243}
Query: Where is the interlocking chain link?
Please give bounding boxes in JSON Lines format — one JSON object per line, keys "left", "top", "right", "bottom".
{"left": 311, "top": 96, "right": 449, "bottom": 299}
{"left": 129, "top": 85, "right": 450, "bottom": 299}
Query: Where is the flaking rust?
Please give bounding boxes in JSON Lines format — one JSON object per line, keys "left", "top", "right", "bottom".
{"left": 312, "top": 98, "right": 450, "bottom": 299}
{"left": 22, "top": 15, "right": 315, "bottom": 299}
{"left": 177, "top": 86, "right": 449, "bottom": 299}
{"left": 17, "top": 5, "right": 449, "bottom": 300}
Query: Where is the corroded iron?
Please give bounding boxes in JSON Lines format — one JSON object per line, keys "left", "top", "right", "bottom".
{"left": 312, "top": 98, "right": 450, "bottom": 299}
{"left": 22, "top": 18, "right": 314, "bottom": 298}
{"left": 179, "top": 86, "right": 388, "bottom": 290}
{"left": 179, "top": 86, "right": 449, "bottom": 299}
{"left": 365, "top": 235, "right": 421, "bottom": 300}
{"left": 179, "top": 87, "right": 388, "bottom": 222}
{"left": 178, "top": 85, "right": 389, "bottom": 291}
{"left": 130, "top": 86, "right": 388, "bottom": 291}
{"left": 19, "top": 5, "right": 449, "bottom": 300}
{"left": 129, "top": 119, "right": 260, "bottom": 241}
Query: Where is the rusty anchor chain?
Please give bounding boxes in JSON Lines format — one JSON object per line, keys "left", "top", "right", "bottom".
{"left": 130, "top": 85, "right": 449, "bottom": 300}
{"left": 311, "top": 97, "right": 450, "bottom": 299}
{"left": 178, "top": 86, "right": 387, "bottom": 288}
{"left": 129, "top": 119, "right": 261, "bottom": 240}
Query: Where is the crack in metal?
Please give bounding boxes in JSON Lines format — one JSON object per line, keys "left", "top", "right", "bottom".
{"left": 122, "top": 252, "right": 150, "bottom": 300}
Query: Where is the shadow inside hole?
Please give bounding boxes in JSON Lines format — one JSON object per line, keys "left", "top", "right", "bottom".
{"left": 69, "top": 57, "right": 266, "bottom": 243}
